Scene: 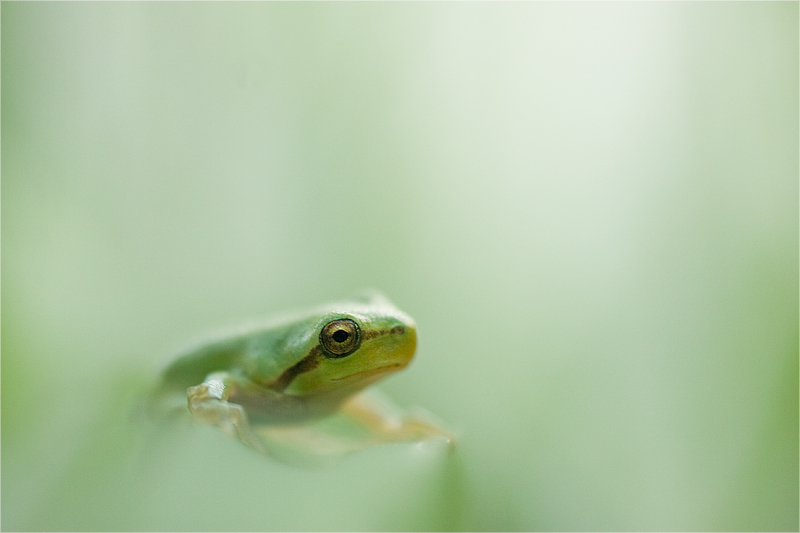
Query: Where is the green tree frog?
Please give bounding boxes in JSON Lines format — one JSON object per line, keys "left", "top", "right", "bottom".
{"left": 151, "top": 292, "right": 453, "bottom": 462}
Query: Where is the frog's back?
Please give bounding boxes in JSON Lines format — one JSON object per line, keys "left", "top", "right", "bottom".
{"left": 159, "top": 334, "right": 247, "bottom": 391}
{"left": 155, "top": 313, "right": 313, "bottom": 392}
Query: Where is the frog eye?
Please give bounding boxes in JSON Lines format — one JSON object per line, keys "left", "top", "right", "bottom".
{"left": 320, "top": 318, "right": 361, "bottom": 357}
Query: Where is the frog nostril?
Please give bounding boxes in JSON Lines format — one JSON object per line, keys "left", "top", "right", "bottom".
{"left": 391, "top": 326, "right": 405, "bottom": 335}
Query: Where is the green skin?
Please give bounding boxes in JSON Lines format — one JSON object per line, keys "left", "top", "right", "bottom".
{"left": 153, "top": 293, "right": 437, "bottom": 454}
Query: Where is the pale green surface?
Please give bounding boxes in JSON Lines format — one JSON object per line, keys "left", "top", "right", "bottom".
{"left": 2, "top": 3, "right": 797, "bottom": 531}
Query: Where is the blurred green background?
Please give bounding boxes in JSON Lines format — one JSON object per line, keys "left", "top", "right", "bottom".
{"left": 2, "top": 2, "right": 797, "bottom": 531}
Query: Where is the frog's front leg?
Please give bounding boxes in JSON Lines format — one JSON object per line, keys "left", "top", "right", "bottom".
{"left": 340, "top": 389, "right": 456, "bottom": 449}
{"left": 187, "top": 372, "right": 269, "bottom": 455}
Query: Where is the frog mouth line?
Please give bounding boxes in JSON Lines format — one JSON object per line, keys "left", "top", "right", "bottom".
{"left": 333, "top": 363, "right": 406, "bottom": 381}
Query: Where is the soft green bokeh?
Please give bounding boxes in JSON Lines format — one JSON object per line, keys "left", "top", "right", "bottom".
{"left": 2, "top": 3, "right": 797, "bottom": 531}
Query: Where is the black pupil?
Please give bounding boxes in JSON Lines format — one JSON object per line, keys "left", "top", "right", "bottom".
{"left": 332, "top": 329, "right": 349, "bottom": 343}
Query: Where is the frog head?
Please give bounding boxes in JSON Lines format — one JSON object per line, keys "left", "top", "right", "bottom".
{"left": 264, "top": 293, "right": 418, "bottom": 399}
